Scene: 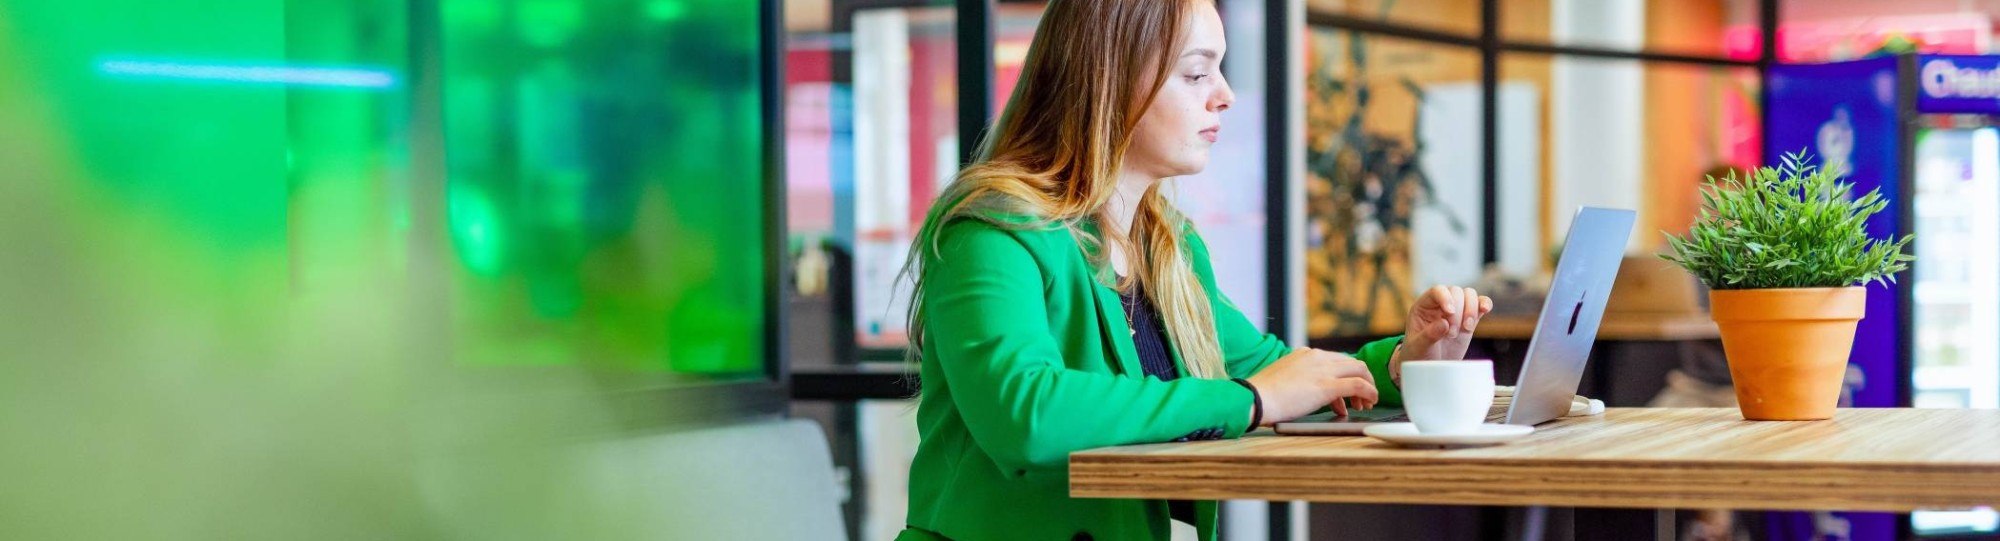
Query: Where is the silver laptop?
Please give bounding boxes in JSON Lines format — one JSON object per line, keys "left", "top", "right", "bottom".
{"left": 1275, "top": 207, "right": 1636, "bottom": 435}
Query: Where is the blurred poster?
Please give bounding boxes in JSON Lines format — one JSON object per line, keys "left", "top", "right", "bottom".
{"left": 1766, "top": 57, "right": 1904, "bottom": 409}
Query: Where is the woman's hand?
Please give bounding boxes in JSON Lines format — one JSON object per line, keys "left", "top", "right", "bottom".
{"left": 1245, "top": 348, "right": 1379, "bottom": 425}
{"left": 1393, "top": 285, "right": 1495, "bottom": 382}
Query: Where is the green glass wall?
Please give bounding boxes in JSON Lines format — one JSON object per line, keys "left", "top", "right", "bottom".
{"left": 3, "top": 0, "right": 769, "bottom": 381}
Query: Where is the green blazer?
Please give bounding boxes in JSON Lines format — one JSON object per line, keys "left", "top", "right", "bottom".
{"left": 897, "top": 216, "right": 1403, "bottom": 541}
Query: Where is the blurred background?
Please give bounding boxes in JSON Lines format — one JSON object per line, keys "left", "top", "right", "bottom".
{"left": 3, "top": 0, "right": 1998, "bottom": 539}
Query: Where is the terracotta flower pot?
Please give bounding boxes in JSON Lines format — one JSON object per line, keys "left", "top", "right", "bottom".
{"left": 1709, "top": 287, "right": 1867, "bottom": 421}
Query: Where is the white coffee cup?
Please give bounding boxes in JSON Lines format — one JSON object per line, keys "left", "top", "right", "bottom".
{"left": 1401, "top": 360, "right": 1495, "bottom": 435}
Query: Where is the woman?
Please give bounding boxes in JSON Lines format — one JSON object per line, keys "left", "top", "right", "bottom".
{"left": 895, "top": 1, "right": 1493, "bottom": 540}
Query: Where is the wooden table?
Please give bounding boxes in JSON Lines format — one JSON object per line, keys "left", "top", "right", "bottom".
{"left": 1474, "top": 313, "right": 1720, "bottom": 341}
{"left": 1074, "top": 408, "right": 2000, "bottom": 537}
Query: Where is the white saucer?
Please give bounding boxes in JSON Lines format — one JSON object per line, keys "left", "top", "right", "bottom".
{"left": 1362, "top": 422, "right": 1534, "bottom": 447}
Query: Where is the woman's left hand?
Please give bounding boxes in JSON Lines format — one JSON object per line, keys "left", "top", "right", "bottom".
{"left": 1393, "top": 285, "right": 1494, "bottom": 380}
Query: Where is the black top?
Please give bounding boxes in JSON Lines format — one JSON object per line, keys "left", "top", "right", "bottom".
{"left": 1117, "top": 280, "right": 1199, "bottom": 526}
{"left": 1118, "top": 285, "right": 1179, "bottom": 382}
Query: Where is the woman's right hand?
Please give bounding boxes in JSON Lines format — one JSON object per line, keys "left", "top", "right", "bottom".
{"left": 1245, "top": 348, "right": 1378, "bottom": 426}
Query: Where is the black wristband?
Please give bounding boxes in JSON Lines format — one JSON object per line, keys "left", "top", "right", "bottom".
{"left": 1231, "top": 378, "right": 1263, "bottom": 429}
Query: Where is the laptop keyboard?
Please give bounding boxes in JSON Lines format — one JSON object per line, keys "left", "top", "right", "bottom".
{"left": 1317, "top": 406, "right": 1508, "bottom": 424}
{"left": 1357, "top": 411, "right": 1506, "bottom": 423}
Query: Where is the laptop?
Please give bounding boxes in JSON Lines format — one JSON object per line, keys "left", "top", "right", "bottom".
{"left": 1275, "top": 207, "right": 1636, "bottom": 435}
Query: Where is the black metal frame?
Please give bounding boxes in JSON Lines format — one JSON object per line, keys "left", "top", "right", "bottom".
{"left": 1893, "top": 51, "right": 1922, "bottom": 541}
{"left": 1479, "top": 0, "right": 1499, "bottom": 270}
{"left": 1262, "top": 0, "right": 1294, "bottom": 359}
{"left": 1895, "top": 52, "right": 1919, "bottom": 414}
{"left": 1305, "top": 12, "right": 1480, "bottom": 48}
{"left": 1261, "top": 2, "right": 1295, "bottom": 536}
{"left": 958, "top": 0, "right": 996, "bottom": 166}
{"left": 792, "top": 365, "right": 922, "bottom": 400}
{"left": 1756, "top": 0, "right": 1778, "bottom": 200}
{"left": 1501, "top": 41, "right": 1759, "bottom": 67}
{"left": 761, "top": 0, "right": 790, "bottom": 393}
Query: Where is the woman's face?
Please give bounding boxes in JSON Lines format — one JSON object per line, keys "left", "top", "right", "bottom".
{"left": 1126, "top": 1, "right": 1234, "bottom": 180}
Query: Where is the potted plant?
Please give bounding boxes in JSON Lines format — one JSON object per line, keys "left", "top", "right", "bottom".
{"left": 1661, "top": 152, "right": 1914, "bottom": 421}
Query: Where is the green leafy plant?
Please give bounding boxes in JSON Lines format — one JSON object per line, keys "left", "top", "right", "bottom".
{"left": 1661, "top": 151, "right": 1914, "bottom": 290}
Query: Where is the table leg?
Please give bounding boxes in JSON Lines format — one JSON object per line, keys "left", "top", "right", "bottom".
{"left": 1575, "top": 507, "right": 1664, "bottom": 541}
{"left": 1519, "top": 506, "right": 1549, "bottom": 541}
{"left": 1655, "top": 508, "right": 1675, "bottom": 541}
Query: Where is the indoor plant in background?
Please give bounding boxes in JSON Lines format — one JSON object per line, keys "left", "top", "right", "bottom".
{"left": 1661, "top": 152, "right": 1914, "bottom": 421}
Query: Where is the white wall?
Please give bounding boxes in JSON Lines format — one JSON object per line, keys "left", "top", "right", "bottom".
{"left": 1497, "top": 82, "right": 1544, "bottom": 276}
{"left": 1551, "top": 0, "right": 1647, "bottom": 252}
{"left": 1413, "top": 83, "right": 1485, "bottom": 294}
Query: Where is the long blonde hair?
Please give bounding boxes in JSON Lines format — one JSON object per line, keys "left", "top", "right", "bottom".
{"left": 900, "top": 0, "right": 1226, "bottom": 379}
